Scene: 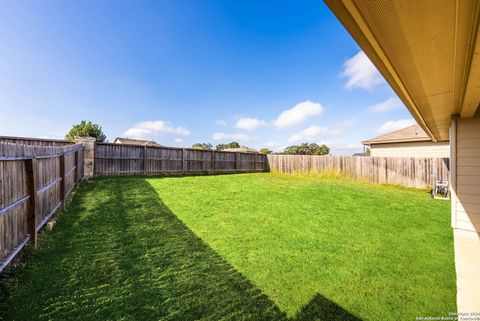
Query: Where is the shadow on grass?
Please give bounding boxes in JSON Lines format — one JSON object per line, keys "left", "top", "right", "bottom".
{"left": 1, "top": 177, "right": 361, "bottom": 321}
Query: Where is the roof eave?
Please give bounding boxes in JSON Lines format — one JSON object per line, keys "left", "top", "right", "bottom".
{"left": 362, "top": 137, "right": 434, "bottom": 145}
{"left": 323, "top": 0, "right": 450, "bottom": 142}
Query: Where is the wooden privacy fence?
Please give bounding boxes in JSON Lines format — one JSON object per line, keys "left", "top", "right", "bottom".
{"left": 94, "top": 142, "right": 268, "bottom": 175}
{"left": 0, "top": 141, "right": 84, "bottom": 272}
{"left": 0, "top": 135, "right": 74, "bottom": 147}
{"left": 268, "top": 155, "right": 449, "bottom": 188}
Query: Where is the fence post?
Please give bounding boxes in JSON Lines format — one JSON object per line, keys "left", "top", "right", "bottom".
{"left": 25, "top": 158, "right": 38, "bottom": 247}
{"left": 143, "top": 146, "right": 147, "bottom": 175}
{"left": 59, "top": 153, "right": 66, "bottom": 209}
{"left": 182, "top": 149, "right": 186, "bottom": 174}
{"left": 211, "top": 150, "right": 215, "bottom": 174}
{"left": 235, "top": 153, "right": 239, "bottom": 171}
{"left": 74, "top": 136, "right": 96, "bottom": 178}
{"left": 74, "top": 150, "right": 79, "bottom": 187}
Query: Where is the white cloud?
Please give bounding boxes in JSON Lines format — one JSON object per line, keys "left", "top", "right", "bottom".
{"left": 274, "top": 101, "right": 324, "bottom": 129}
{"left": 376, "top": 118, "right": 416, "bottom": 134}
{"left": 342, "top": 51, "right": 384, "bottom": 90}
{"left": 263, "top": 141, "right": 281, "bottom": 148}
{"left": 123, "top": 120, "right": 190, "bottom": 139}
{"left": 174, "top": 138, "right": 183, "bottom": 143}
{"left": 333, "top": 118, "right": 357, "bottom": 128}
{"left": 321, "top": 141, "right": 364, "bottom": 156}
{"left": 287, "top": 125, "right": 342, "bottom": 143}
{"left": 212, "top": 132, "right": 250, "bottom": 141}
{"left": 123, "top": 128, "right": 152, "bottom": 138}
{"left": 216, "top": 120, "right": 227, "bottom": 126}
{"left": 48, "top": 131, "right": 65, "bottom": 139}
{"left": 334, "top": 142, "right": 363, "bottom": 150}
{"left": 255, "top": 141, "right": 287, "bottom": 153}
{"left": 367, "top": 97, "right": 403, "bottom": 113}
{"left": 235, "top": 117, "right": 266, "bottom": 130}
{"left": 38, "top": 132, "right": 64, "bottom": 140}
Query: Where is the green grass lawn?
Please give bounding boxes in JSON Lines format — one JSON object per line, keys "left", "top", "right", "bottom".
{"left": 0, "top": 173, "right": 456, "bottom": 321}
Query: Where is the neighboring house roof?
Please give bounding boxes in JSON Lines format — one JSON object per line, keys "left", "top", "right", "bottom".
{"left": 113, "top": 137, "right": 163, "bottom": 147}
{"left": 352, "top": 153, "right": 367, "bottom": 156}
{"left": 362, "top": 124, "right": 433, "bottom": 145}
{"left": 222, "top": 147, "right": 259, "bottom": 153}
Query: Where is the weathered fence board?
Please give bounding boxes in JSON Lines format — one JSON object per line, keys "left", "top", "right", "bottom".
{"left": 267, "top": 155, "right": 449, "bottom": 188}
{"left": 0, "top": 140, "right": 84, "bottom": 272}
{"left": 0, "top": 136, "right": 73, "bottom": 147}
{"left": 94, "top": 143, "right": 268, "bottom": 176}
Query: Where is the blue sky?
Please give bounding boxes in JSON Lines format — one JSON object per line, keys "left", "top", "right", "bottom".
{"left": 0, "top": 0, "right": 414, "bottom": 154}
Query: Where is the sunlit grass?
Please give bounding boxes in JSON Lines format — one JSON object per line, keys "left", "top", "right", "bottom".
{"left": 0, "top": 173, "right": 456, "bottom": 321}
{"left": 148, "top": 173, "right": 456, "bottom": 319}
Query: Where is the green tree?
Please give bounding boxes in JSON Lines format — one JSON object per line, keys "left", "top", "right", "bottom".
{"left": 259, "top": 148, "right": 272, "bottom": 154}
{"left": 192, "top": 143, "right": 213, "bottom": 150}
{"left": 284, "top": 145, "right": 299, "bottom": 155}
{"left": 365, "top": 147, "right": 371, "bottom": 156}
{"left": 228, "top": 142, "right": 240, "bottom": 149}
{"left": 215, "top": 142, "right": 240, "bottom": 151}
{"left": 284, "top": 143, "right": 329, "bottom": 155}
{"left": 65, "top": 121, "right": 106, "bottom": 142}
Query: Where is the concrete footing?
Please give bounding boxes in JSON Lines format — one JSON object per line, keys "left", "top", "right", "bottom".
{"left": 454, "top": 228, "right": 480, "bottom": 314}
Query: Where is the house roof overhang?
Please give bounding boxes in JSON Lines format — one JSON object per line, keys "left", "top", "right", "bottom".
{"left": 362, "top": 137, "right": 431, "bottom": 145}
{"left": 324, "top": 0, "right": 480, "bottom": 142}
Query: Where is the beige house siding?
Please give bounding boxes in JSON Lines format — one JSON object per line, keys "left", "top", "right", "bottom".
{"left": 370, "top": 141, "right": 450, "bottom": 157}
{"left": 453, "top": 116, "right": 480, "bottom": 233}
{"left": 451, "top": 115, "right": 480, "bottom": 313}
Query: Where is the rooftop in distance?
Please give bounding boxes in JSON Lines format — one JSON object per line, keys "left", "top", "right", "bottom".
{"left": 362, "top": 124, "right": 432, "bottom": 145}
{"left": 113, "top": 137, "right": 163, "bottom": 147}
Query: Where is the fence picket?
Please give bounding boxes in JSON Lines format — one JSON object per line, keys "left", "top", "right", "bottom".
{"left": 94, "top": 143, "right": 267, "bottom": 175}
{"left": 0, "top": 138, "right": 85, "bottom": 272}
{"left": 267, "top": 155, "right": 449, "bottom": 188}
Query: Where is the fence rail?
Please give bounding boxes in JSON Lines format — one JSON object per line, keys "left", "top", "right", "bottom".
{"left": 0, "top": 141, "right": 84, "bottom": 272}
{"left": 267, "top": 155, "right": 449, "bottom": 188}
{"left": 94, "top": 143, "right": 268, "bottom": 175}
{"left": 0, "top": 135, "right": 74, "bottom": 147}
